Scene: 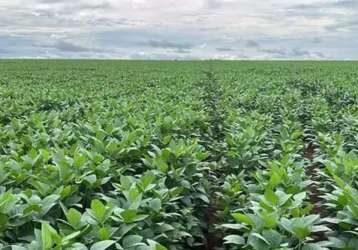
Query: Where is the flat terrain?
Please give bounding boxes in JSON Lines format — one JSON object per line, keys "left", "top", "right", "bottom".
{"left": 0, "top": 60, "right": 357, "bottom": 249}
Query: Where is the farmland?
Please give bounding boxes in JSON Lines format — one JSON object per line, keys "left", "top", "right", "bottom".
{"left": 0, "top": 60, "right": 357, "bottom": 249}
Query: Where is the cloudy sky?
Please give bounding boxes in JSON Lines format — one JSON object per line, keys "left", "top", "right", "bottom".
{"left": 0, "top": 0, "right": 357, "bottom": 59}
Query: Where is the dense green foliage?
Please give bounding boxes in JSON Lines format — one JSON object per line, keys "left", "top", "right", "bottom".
{"left": 0, "top": 60, "right": 357, "bottom": 249}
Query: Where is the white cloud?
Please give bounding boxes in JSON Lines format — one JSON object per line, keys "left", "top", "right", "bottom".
{"left": 0, "top": 0, "right": 355, "bottom": 59}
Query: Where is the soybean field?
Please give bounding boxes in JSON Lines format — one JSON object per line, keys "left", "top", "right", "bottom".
{"left": 0, "top": 60, "right": 357, "bottom": 250}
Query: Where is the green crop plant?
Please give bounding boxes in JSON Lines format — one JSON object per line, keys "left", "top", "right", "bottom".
{"left": 0, "top": 60, "right": 357, "bottom": 249}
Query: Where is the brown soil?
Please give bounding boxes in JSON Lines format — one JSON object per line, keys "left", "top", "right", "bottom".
{"left": 196, "top": 204, "right": 223, "bottom": 250}
{"left": 193, "top": 205, "right": 223, "bottom": 250}
{"left": 304, "top": 141, "right": 329, "bottom": 241}
{"left": 304, "top": 143, "right": 323, "bottom": 214}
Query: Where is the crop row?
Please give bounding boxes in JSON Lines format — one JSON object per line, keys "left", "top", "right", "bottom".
{"left": 0, "top": 60, "right": 357, "bottom": 249}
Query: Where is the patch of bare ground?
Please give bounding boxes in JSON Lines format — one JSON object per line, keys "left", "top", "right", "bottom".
{"left": 304, "top": 137, "right": 329, "bottom": 241}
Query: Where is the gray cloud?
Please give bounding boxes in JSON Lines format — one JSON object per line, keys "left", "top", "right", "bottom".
{"left": 216, "top": 47, "right": 235, "bottom": 52}
{"left": 140, "top": 40, "right": 194, "bottom": 50}
{"left": 325, "top": 18, "right": 358, "bottom": 32}
{"left": 287, "top": 0, "right": 358, "bottom": 18}
{"left": 205, "top": 0, "right": 221, "bottom": 9}
{"left": 259, "top": 48, "right": 286, "bottom": 57}
{"left": 246, "top": 40, "right": 260, "bottom": 48}
{"left": 290, "top": 0, "right": 358, "bottom": 11}
{"left": 0, "top": 48, "right": 11, "bottom": 55}
{"left": 259, "top": 47, "right": 327, "bottom": 59}
{"left": 310, "top": 0, "right": 358, "bottom": 9}
{"left": 312, "top": 37, "right": 323, "bottom": 44}
{"left": 334, "top": 0, "right": 358, "bottom": 8}
{"left": 54, "top": 41, "right": 105, "bottom": 53}
{"left": 174, "top": 48, "right": 192, "bottom": 54}
{"left": 129, "top": 51, "right": 198, "bottom": 60}
{"left": 33, "top": 40, "right": 108, "bottom": 54}
{"left": 0, "top": 35, "right": 34, "bottom": 53}
{"left": 290, "top": 48, "right": 311, "bottom": 57}
{"left": 38, "top": 0, "right": 75, "bottom": 2}
{"left": 37, "top": 0, "right": 113, "bottom": 10}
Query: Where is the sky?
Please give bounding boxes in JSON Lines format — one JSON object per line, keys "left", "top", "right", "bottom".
{"left": 0, "top": 0, "right": 357, "bottom": 60}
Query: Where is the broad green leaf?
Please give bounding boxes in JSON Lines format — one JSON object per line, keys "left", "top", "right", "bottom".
{"left": 98, "top": 227, "right": 111, "bottom": 240}
{"left": 223, "top": 235, "right": 245, "bottom": 245}
{"left": 232, "top": 213, "right": 253, "bottom": 226}
{"left": 147, "top": 239, "right": 168, "bottom": 250}
{"left": 264, "top": 189, "right": 278, "bottom": 205}
{"left": 122, "top": 235, "right": 143, "bottom": 248}
{"left": 302, "top": 243, "right": 329, "bottom": 250}
{"left": 91, "top": 199, "right": 106, "bottom": 223}
{"left": 66, "top": 208, "right": 82, "bottom": 228}
{"left": 90, "top": 240, "right": 115, "bottom": 250}
{"left": 41, "top": 222, "right": 54, "bottom": 250}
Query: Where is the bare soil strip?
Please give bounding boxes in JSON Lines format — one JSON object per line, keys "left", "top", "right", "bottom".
{"left": 303, "top": 133, "right": 329, "bottom": 241}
